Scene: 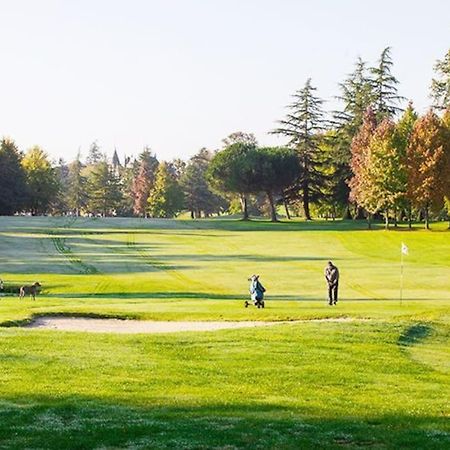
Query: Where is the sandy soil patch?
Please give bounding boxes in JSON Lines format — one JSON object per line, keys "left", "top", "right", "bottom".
{"left": 24, "top": 316, "right": 362, "bottom": 334}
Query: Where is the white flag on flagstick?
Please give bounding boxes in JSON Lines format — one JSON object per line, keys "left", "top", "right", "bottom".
{"left": 401, "top": 242, "right": 409, "bottom": 255}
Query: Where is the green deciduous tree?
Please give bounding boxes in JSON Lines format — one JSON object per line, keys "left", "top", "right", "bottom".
{"left": 147, "top": 162, "right": 184, "bottom": 218}
{"left": 367, "top": 119, "right": 406, "bottom": 228}
{"left": 0, "top": 138, "right": 27, "bottom": 215}
{"left": 22, "top": 146, "right": 59, "bottom": 215}
{"left": 392, "top": 102, "right": 418, "bottom": 226}
{"left": 272, "top": 78, "right": 328, "bottom": 220}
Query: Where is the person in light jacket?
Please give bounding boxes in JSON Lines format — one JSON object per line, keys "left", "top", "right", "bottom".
{"left": 248, "top": 275, "right": 266, "bottom": 308}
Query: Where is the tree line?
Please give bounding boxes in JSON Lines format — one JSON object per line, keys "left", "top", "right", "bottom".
{"left": 0, "top": 47, "right": 449, "bottom": 227}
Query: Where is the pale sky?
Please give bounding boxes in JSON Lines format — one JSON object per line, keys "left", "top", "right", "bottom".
{"left": 0, "top": 0, "right": 449, "bottom": 163}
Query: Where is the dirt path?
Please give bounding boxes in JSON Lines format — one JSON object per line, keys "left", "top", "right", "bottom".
{"left": 24, "top": 316, "right": 361, "bottom": 334}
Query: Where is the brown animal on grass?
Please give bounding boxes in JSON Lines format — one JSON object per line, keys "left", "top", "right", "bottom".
{"left": 19, "top": 282, "right": 41, "bottom": 300}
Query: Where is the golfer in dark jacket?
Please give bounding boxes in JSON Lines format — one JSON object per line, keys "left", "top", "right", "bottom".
{"left": 324, "top": 261, "right": 339, "bottom": 305}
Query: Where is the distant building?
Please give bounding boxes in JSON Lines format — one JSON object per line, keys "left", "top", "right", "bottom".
{"left": 112, "top": 148, "right": 122, "bottom": 175}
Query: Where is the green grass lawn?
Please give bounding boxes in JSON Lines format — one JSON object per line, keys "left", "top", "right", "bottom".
{"left": 0, "top": 216, "right": 449, "bottom": 449}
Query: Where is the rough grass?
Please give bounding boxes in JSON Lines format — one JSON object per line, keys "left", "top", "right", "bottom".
{"left": 0, "top": 216, "right": 449, "bottom": 449}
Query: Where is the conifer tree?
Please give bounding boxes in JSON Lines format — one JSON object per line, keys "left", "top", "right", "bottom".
{"left": 52, "top": 158, "right": 70, "bottom": 214}
{"left": 332, "top": 58, "right": 374, "bottom": 215}
{"left": 86, "top": 160, "right": 122, "bottom": 216}
{"left": 147, "top": 162, "right": 184, "bottom": 218}
{"left": 272, "top": 78, "right": 328, "bottom": 219}
{"left": 66, "top": 152, "right": 87, "bottom": 216}
{"left": 132, "top": 148, "right": 159, "bottom": 217}
{"left": 430, "top": 49, "right": 450, "bottom": 111}
{"left": 0, "top": 138, "right": 27, "bottom": 215}
{"left": 181, "top": 148, "right": 225, "bottom": 218}
{"left": 335, "top": 57, "right": 374, "bottom": 138}
{"left": 86, "top": 141, "right": 103, "bottom": 165}
{"left": 370, "top": 47, "right": 404, "bottom": 119}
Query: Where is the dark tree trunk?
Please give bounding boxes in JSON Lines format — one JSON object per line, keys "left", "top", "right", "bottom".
{"left": 283, "top": 199, "right": 291, "bottom": 220}
{"left": 343, "top": 204, "right": 352, "bottom": 220}
{"left": 267, "top": 192, "right": 278, "bottom": 222}
{"left": 393, "top": 206, "right": 398, "bottom": 228}
{"left": 367, "top": 212, "right": 372, "bottom": 230}
{"left": 303, "top": 185, "right": 311, "bottom": 220}
{"left": 190, "top": 210, "right": 194, "bottom": 219}
{"left": 354, "top": 206, "right": 365, "bottom": 220}
{"left": 405, "top": 201, "right": 412, "bottom": 228}
{"left": 241, "top": 195, "right": 249, "bottom": 221}
{"left": 424, "top": 204, "right": 430, "bottom": 230}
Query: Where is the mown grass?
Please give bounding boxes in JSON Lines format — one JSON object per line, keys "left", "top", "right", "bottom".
{"left": 0, "top": 216, "right": 449, "bottom": 449}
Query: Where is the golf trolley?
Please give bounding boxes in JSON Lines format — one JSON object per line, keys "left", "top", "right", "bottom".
{"left": 244, "top": 298, "right": 265, "bottom": 308}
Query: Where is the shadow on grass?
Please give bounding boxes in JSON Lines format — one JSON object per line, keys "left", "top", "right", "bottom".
{"left": 20, "top": 292, "right": 446, "bottom": 302}
{"left": 2, "top": 215, "right": 449, "bottom": 234}
{"left": 398, "top": 323, "right": 434, "bottom": 347}
{"left": 0, "top": 397, "right": 447, "bottom": 449}
{"left": 0, "top": 217, "right": 399, "bottom": 233}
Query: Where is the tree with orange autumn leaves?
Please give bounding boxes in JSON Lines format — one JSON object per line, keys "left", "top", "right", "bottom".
{"left": 349, "top": 105, "right": 449, "bottom": 229}
{"left": 406, "top": 110, "right": 450, "bottom": 229}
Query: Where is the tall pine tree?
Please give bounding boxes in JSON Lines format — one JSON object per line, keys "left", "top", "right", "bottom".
{"left": 430, "top": 49, "right": 450, "bottom": 111}
{"left": 66, "top": 152, "right": 87, "bottom": 216}
{"left": 332, "top": 58, "right": 374, "bottom": 215}
{"left": 272, "top": 78, "right": 328, "bottom": 220}
{"left": 370, "top": 47, "right": 404, "bottom": 119}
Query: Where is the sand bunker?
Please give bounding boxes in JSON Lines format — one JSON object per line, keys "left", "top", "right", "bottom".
{"left": 24, "top": 316, "right": 361, "bottom": 334}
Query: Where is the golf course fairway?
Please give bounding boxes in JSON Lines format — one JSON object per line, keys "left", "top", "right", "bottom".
{"left": 0, "top": 216, "right": 448, "bottom": 449}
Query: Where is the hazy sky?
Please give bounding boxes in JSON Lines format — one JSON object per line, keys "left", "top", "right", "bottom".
{"left": 0, "top": 0, "right": 449, "bottom": 163}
